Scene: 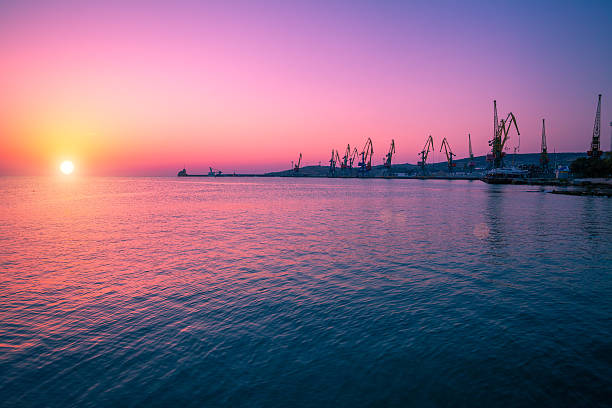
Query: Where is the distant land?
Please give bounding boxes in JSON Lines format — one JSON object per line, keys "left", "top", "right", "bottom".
{"left": 264, "top": 152, "right": 585, "bottom": 177}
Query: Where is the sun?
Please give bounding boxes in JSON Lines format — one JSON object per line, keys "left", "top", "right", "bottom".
{"left": 60, "top": 160, "right": 75, "bottom": 175}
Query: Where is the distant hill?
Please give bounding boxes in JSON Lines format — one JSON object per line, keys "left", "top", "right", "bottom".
{"left": 265, "top": 152, "right": 586, "bottom": 177}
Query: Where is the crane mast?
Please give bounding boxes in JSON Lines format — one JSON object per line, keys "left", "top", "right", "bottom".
{"left": 349, "top": 147, "right": 358, "bottom": 169}
{"left": 487, "top": 100, "right": 520, "bottom": 168}
{"left": 293, "top": 153, "right": 302, "bottom": 173}
{"left": 329, "top": 149, "right": 340, "bottom": 176}
{"left": 358, "top": 137, "right": 374, "bottom": 175}
{"left": 468, "top": 133, "right": 475, "bottom": 172}
{"left": 384, "top": 139, "right": 395, "bottom": 169}
{"left": 540, "top": 119, "right": 549, "bottom": 170}
{"left": 341, "top": 144, "right": 351, "bottom": 169}
{"left": 439, "top": 137, "right": 456, "bottom": 173}
{"left": 588, "top": 94, "right": 602, "bottom": 159}
{"left": 418, "top": 135, "right": 434, "bottom": 174}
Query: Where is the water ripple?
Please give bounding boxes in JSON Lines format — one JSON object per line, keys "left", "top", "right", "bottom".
{"left": 0, "top": 177, "right": 611, "bottom": 407}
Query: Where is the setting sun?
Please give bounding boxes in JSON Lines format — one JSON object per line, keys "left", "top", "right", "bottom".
{"left": 60, "top": 160, "right": 75, "bottom": 175}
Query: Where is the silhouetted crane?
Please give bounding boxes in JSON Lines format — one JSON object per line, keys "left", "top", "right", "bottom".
{"left": 487, "top": 100, "right": 520, "bottom": 168}
{"left": 418, "top": 135, "right": 434, "bottom": 174}
{"left": 293, "top": 153, "right": 302, "bottom": 173}
{"left": 341, "top": 144, "right": 351, "bottom": 169}
{"left": 349, "top": 147, "right": 358, "bottom": 169}
{"left": 540, "top": 119, "right": 549, "bottom": 170}
{"left": 358, "top": 137, "right": 374, "bottom": 175}
{"left": 439, "top": 138, "right": 456, "bottom": 173}
{"left": 467, "top": 133, "right": 475, "bottom": 172}
{"left": 383, "top": 139, "right": 395, "bottom": 169}
{"left": 588, "top": 94, "right": 602, "bottom": 159}
{"left": 329, "top": 149, "right": 340, "bottom": 176}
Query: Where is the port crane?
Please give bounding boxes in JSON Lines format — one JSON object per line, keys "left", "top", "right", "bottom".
{"left": 383, "top": 139, "right": 395, "bottom": 169}
{"left": 418, "top": 135, "right": 434, "bottom": 174}
{"left": 358, "top": 137, "right": 374, "bottom": 175}
{"left": 329, "top": 149, "right": 340, "bottom": 176}
{"left": 293, "top": 153, "right": 302, "bottom": 173}
{"left": 588, "top": 94, "right": 602, "bottom": 159}
{"left": 348, "top": 147, "right": 358, "bottom": 169}
{"left": 467, "top": 133, "right": 475, "bottom": 172}
{"left": 439, "top": 138, "right": 456, "bottom": 173}
{"left": 487, "top": 100, "right": 520, "bottom": 168}
{"left": 341, "top": 144, "right": 351, "bottom": 169}
{"left": 540, "top": 119, "right": 549, "bottom": 170}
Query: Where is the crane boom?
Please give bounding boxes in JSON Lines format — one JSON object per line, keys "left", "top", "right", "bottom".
{"left": 488, "top": 100, "right": 519, "bottom": 168}
{"left": 384, "top": 139, "right": 395, "bottom": 168}
{"left": 293, "top": 153, "right": 302, "bottom": 173}
{"left": 500, "top": 113, "right": 520, "bottom": 150}
{"left": 439, "top": 137, "right": 456, "bottom": 172}
{"left": 418, "top": 135, "right": 434, "bottom": 174}
{"left": 329, "top": 149, "right": 339, "bottom": 176}
{"left": 358, "top": 137, "right": 374, "bottom": 174}
{"left": 349, "top": 147, "right": 358, "bottom": 169}
{"left": 341, "top": 144, "right": 350, "bottom": 169}
{"left": 588, "top": 94, "right": 602, "bottom": 159}
{"left": 540, "top": 118, "right": 549, "bottom": 169}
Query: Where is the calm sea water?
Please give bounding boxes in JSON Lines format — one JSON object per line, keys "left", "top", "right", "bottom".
{"left": 1, "top": 176, "right": 611, "bottom": 407}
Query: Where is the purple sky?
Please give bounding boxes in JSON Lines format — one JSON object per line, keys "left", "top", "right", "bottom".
{"left": 1, "top": 0, "right": 611, "bottom": 175}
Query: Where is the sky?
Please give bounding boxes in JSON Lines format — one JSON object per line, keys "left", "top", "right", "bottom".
{"left": 1, "top": 0, "right": 611, "bottom": 175}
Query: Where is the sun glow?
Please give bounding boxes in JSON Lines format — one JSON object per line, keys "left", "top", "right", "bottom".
{"left": 60, "top": 160, "right": 75, "bottom": 175}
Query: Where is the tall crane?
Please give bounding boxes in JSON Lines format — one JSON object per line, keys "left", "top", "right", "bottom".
{"left": 467, "top": 133, "right": 475, "bottom": 172}
{"left": 418, "top": 135, "right": 434, "bottom": 174}
{"left": 439, "top": 138, "right": 456, "bottom": 173}
{"left": 384, "top": 139, "right": 395, "bottom": 169}
{"left": 540, "top": 119, "right": 549, "bottom": 170}
{"left": 293, "top": 153, "right": 302, "bottom": 173}
{"left": 329, "top": 149, "right": 340, "bottom": 176}
{"left": 487, "top": 100, "right": 520, "bottom": 168}
{"left": 588, "top": 94, "right": 602, "bottom": 159}
{"left": 341, "top": 144, "right": 351, "bottom": 169}
{"left": 358, "top": 137, "right": 374, "bottom": 174}
{"left": 349, "top": 147, "right": 358, "bottom": 169}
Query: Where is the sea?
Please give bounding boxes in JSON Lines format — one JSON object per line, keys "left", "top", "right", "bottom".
{"left": 1, "top": 176, "right": 611, "bottom": 407}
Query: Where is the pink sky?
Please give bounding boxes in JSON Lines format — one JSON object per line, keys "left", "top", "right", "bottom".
{"left": 1, "top": 1, "right": 611, "bottom": 175}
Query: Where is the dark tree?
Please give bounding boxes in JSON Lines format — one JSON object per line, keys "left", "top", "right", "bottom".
{"left": 570, "top": 153, "right": 612, "bottom": 177}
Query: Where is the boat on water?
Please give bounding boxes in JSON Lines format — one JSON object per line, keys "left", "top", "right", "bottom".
{"left": 482, "top": 167, "right": 529, "bottom": 184}
{"left": 208, "top": 167, "right": 222, "bottom": 177}
{"left": 176, "top": 167, "right": 222, "bottom": 177}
